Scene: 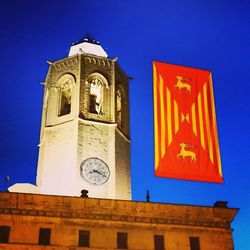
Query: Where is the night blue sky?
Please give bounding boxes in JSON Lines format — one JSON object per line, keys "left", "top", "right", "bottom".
{"left": 0, "top": 1, "right": 249, "bottom": 249}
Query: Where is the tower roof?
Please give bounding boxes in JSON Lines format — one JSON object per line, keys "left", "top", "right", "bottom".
{"left": 68, "top": 38, "right": 108, "bottom": 58}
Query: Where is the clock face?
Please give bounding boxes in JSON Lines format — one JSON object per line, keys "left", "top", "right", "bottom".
{"left": 80, "top": 158, "right": 110, "bottom": 185}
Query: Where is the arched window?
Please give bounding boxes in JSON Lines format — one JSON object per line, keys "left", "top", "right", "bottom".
{"left": 87, "top": 73, "right": 109, "bottom": 115}
{"left": 57, "top": 74, "right": 75, "bottom": 116}
{"left": 116, "top": 89, "right": 122, "bottom": 126}
{"left": 89, "top": 78, "right": 103, "bottom": 114}
{"left": 116, "top": 85, "right": 126, "bottom": 128}
{"left": 59, "top": 87, "right": 72, "bottom": 116}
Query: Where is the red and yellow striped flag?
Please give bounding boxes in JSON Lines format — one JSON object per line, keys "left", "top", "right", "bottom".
{"left": 153, "top": 61, "right": 223, "bottom": 183}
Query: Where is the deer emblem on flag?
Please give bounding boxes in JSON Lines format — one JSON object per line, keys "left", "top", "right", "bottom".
{"left": 177, "top": 143, "right": 196, "bottom": 162}
{"left": 174, "top": 76, "right": 191, "bottom": 93}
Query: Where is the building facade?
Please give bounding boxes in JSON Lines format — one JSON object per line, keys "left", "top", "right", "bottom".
{"left": 0, "top": 192, "right": 238, "bottom": 250}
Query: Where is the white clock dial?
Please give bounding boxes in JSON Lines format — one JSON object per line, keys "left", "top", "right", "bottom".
{"left": 80, "top": 158, "right": 110, "bottom": 185}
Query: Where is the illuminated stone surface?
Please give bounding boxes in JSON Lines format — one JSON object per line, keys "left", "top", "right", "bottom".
{"left": 9, "top": 41, "right": 131, "bottom": 200}
{"left": 68, "top": 40, "right": 108, "bottom": 57}
{"left": 35, "top": 44, "right": 131, "bottom": 199}
{"left": 0, "top": 192, "right": 238, "bottom": 249}
{"left": 8, "top": 183, "right": 39, "bottom": 194}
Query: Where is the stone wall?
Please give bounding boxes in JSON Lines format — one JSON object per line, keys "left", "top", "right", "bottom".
{"left": 115, "top": 128, "right": 131, "bottom": 200}
{"left": 38, "top": 120, "right": 78, "bottom": 196}
{"left": 77, "top": 120, "right": 116, "bottom": 199}
{"left": 0, "top": 192, "right": 238, "bottom": 250}
{"left": 36, "top": 53, "right": 131, "bottom": 200}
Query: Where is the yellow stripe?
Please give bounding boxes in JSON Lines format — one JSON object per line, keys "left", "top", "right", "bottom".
{"left": 191, "top": 103, "right": 197, "bottom": 136}
{"left": 203, "top": 83, "right": 214, "bottom": 164}
{"left": 174, "top": 100, "right": 179, "bottom": 134}
{"left": 153, "top": 64, "right": 159, "bottom": 170}
{"left": 209, "top": 74, "right": 222, "bottom": 176}
{"left": 167, "top": 88, "right": 172, "bottom": 145}
{"left": 159, "top": 76, "right": 165, "bottom": 158}
{"left": 198, "top": 93, "right": 205, "bottom": 149}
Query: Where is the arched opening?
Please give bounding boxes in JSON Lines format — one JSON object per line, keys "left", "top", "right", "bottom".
{"left": 59, "top": 88, "right": 72, "bottom": 116}
{"left": 87, "top": 73, "right": 109, "bottom": 115}
{"left": 57, "top": 74, "right": 75, "bottom": 117}
{"left": 116, "top": 89, "right": 122, "bottom": 127}
{"left": 116, "top": 85, "right": 127, "bottom": 128}
{"left": 89, "top": 78, "right": 103, "bottom": 114}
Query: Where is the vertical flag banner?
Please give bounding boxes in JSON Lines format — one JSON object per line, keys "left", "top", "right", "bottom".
{"left": 153, "top": 61, "right": 223, "bottom": 183}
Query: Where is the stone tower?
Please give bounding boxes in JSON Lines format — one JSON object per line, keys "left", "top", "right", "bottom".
{"left": 36, "top": 39, "right": 131, "bottom": 200}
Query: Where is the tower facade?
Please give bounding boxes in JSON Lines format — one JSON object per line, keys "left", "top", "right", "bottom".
{"left": 36, "top": 40, "right": 131, "bottom": 200}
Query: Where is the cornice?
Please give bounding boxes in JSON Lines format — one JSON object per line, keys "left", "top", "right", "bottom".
{"left": 0, "top": 192, "right": 238, "bottom": 230}
{"left": 0, "top": 207, "right": 231, "bottom": 229}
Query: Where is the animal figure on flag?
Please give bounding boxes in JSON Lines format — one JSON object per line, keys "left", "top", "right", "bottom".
{"left": 177, "top": 143, "right": 196, "bottom": 162}
{"left": 174, "top": 76, "right": 191, "bottom": 93}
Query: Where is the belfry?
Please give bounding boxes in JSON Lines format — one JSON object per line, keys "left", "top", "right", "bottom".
{"left": 36, "top": 38, "right": 131, "bottom": 199}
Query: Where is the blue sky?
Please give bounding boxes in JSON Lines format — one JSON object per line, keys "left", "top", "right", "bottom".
{"left": 0, "top": 0, "right": 250, "bottom": 249}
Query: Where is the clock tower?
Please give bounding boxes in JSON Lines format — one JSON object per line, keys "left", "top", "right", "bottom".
{"left": 36, "top": 39, "right": 131, "bottom": 200}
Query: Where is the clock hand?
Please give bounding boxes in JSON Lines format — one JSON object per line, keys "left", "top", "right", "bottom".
{"left": 92, "top": 169, "right": 106, "bottom": 177}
